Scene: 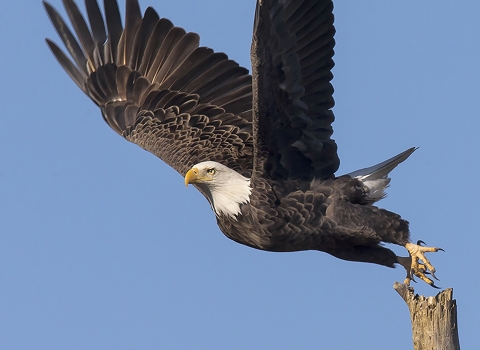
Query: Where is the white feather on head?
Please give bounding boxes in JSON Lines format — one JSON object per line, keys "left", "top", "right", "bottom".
{"left": 186, "top": 161, "right": 251, "bottom": 219}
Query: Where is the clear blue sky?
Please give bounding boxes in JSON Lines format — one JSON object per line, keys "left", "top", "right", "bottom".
{"left": 1, "top": 0, "right": 479, "bottom": 349}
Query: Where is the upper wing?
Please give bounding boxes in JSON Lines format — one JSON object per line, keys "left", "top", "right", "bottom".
{"left": 44, "top": 0, "right": 254, "bottom": 177}
{"left": 251, "top": 0, "right": 339, "bottom": 181}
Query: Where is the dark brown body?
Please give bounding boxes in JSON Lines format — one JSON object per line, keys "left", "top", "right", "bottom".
{"left": 218, "top": 175, "right": 409, "bottom": 267}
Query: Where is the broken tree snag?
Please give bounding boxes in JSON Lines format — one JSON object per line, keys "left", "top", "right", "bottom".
{"left": 393, "top": 282, "right": 460, "bottom": 350}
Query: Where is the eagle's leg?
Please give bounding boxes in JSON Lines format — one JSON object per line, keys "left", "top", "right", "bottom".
{"left": 397, "top": 241, "right": 443, "bottom": 288}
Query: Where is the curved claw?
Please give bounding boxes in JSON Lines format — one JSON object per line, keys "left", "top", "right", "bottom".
{"left": 438, "top": 248, "right": 445, "bottom": 252}
{"left": 430, "top": 283, "right": 441, "bottom": 289}
{"left": 404, "top": 241, "right": 442, "bottom": 288}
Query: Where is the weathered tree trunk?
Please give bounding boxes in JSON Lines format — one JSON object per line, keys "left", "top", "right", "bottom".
{"left": 394, "top": 282, "right": 460, "bottom": 350}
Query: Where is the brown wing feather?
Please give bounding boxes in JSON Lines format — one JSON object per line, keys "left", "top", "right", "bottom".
{"left": 251, "top": 0, "right": 339, "bottom": 181}
{"left": 44, "top": 0, "right": 254, "bottom": 177}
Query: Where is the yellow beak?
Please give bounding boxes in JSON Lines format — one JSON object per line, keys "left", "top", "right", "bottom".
{"left": 184, "top": 168, "right": 199, "bottom": 187}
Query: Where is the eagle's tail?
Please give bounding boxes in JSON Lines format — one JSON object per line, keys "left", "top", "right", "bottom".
{"left": 346, "top": 147, "right": 417, "bottom": 203}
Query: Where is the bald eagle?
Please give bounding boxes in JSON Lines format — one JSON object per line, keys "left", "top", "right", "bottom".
{"left": 44, "top": 0, "right": 442, "bottom": 286}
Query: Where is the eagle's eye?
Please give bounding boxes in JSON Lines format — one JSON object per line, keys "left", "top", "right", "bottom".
{"left": 207, "top": 168, "right": 216, "bottom": 175}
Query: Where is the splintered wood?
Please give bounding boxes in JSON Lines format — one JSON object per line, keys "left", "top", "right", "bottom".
{"left": 394, "top": 282, "right": 460, "bottom": 350}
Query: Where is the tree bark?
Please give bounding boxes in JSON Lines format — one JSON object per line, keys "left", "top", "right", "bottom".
{"left": 394, "top": 282, "right": 460, "bottom": 350}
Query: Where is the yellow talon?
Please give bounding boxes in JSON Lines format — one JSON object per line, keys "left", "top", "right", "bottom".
{"left": 397, "top": 241, "right": 443, "bottom": 288}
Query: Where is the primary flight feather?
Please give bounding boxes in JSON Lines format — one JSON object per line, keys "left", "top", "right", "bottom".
{"left": 44, "top": 0, "right": 442, "bottom": 286}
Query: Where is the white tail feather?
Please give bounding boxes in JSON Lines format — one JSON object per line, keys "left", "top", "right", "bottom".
{"left": 345, "top": 147, "right": 417, "bottom": 203}
{"left": 362, "top": 179, "right": 391, "bottom": 201}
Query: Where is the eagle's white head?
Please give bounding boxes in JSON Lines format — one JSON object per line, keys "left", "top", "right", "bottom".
{"left": 184, "top": 161, "right": 251, "bottom": 219}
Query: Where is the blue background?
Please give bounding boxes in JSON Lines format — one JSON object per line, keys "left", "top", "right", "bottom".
{"left": 1, "top": 1, "right": 478, "bottom": 349}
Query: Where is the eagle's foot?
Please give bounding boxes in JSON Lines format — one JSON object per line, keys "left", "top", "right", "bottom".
{"left": 398, "top": 241, "right": 444, "bottom": 288}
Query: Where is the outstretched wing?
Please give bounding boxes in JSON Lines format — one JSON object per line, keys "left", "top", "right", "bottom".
{"left": 44, "top": 0, "right": 254, "bottom": 177}
{"left": 251, "top": 0, "right": 339, "bottom": 181}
